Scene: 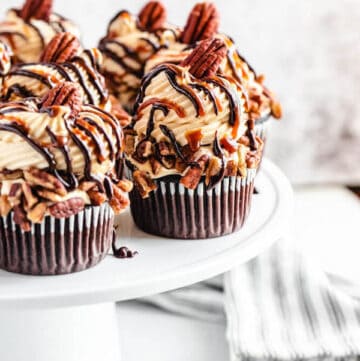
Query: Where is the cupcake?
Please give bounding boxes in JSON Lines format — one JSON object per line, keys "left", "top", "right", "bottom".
{"left": 98, "top": 1, "right": 179, "bottom": 111}
{"left": 1, "top": 32, "right": 131, "bottom": 127}
{"left": 125, "top": 38, "right": 263, "bottom": 239}
{"left": 0, "top": 41, "right": 12, "bottom": 92}
{"left": 144, "top": 2, "right": 282, "bottom": 141}
{"left": 0, "top": 0, "right": 80, "bottom": 64}
{"left": 0, "top": 82, "right": 132, "bottom": 275}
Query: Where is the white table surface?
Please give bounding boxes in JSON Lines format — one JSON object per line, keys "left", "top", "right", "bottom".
{"left": 116, "top": 186, "right": 360, "bottom": 361}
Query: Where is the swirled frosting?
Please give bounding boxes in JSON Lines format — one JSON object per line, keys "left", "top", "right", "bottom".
{"left": 99, "top": 9, "right": 179, "bottom": 110}
{"left": 0, "top": 9, "right": 80, "bottom": 64}
{"left": 2, "top": 48, "right": 110, "bottom": 109}
{"left": 0, "top": 100, "right": 121, "bottom": 178}
{"left": 125, "top": 62, "right": 260, "bottom": 184}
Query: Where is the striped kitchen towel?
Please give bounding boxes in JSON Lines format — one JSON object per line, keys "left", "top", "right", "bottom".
{"left": 142, "top": 237, "right": 360, "bottom": 360}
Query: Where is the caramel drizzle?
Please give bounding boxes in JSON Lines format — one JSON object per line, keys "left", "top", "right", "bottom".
{"left": 137, "top": 97, "right": 185, "bottom": 118}
{"left": 0, "top": 103, "right": 122, "bottom": 191}
{"left": 5, "top": 61, "right": 107, "bottom": 106}
{"left": 99, "top": 39, "right": 144, "bottom": 78}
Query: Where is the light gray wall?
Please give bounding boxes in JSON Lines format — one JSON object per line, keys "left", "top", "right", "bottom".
{"left": 2, "top": 0, "right": 360, "bottom": 184}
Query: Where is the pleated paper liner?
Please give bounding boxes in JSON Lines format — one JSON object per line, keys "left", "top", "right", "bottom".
{"left": 0, "top": 203, "right": 114, "bottom": 275}
{"left": 254, "top": 113, "right": 271, "bottom": 142}
{"left": 130, "top": 169, "right": 257, "bottom": 239}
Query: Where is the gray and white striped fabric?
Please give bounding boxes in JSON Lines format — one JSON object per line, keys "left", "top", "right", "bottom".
{"left": 142, "top": 238, "right": 360, "bottom": 361}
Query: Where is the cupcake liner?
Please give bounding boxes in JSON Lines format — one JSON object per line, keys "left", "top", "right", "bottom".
{"left": 254, "top": 113, "right": 271, "bottom": 141}
{"left": 0, "top": 204, "right": 114, "bottom": 275}
{"left": 130, "top": 169, "right": 257, "bottom": 239}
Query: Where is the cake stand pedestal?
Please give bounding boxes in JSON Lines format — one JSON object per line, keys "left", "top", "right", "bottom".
{"left": 0, "top": 159, "right": 293, "bottom": 361}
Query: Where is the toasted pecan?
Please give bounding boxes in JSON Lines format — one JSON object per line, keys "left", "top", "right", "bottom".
{"left": 40, "top": 82, "right": 82, "bottom": 115}
{"left": 20, "top": 0, "right": 53, "bottom": 22}
{"left": 41, "top": 32, "right": 81, "bottom": 63}
{"left": 181, "top": 2, "right": 219, "bottom": 44}
{"left": 133, "top": 170, "right": 156, "bottom": 198}
{"left": 181, "top": 38, "right": 226, "bottom": 78}
{"left": 49, "top": 197, "right": 85, "bottom": 218}
{"left": 138, "top": 1, "right": 167, "bottom": 32}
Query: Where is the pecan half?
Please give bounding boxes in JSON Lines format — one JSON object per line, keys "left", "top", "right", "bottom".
{"left": 20, "top": 0, "right": 53, "bottom": 22}
{"left": 181, "top": 38, "right": 227, "bottom": 78}
{"left": 13, "top": 205, "right": 31, "bottom": 232}
{"left": 40, "top": 32, "right": 81, "bottom": 63}
{"left": 24, "top": 168, "right": 67, "bottom": 196}
{"left": 40, "top": 82, "right": 82, "bottom": 116}
{"left": 133, "top": 170, "right": 156, "bottom": 198}
{"left": 138, "top": 1, "right": 167, "bottom": 32}
{"left": 49, "top": 198, "right": 85, "bottom": 218}
{"left": 181, "top": 2, "right": 220, "bottom": 44}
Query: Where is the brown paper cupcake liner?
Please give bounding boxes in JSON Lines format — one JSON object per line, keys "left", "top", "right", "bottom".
{"left": 0, "top": 203, "right": 114, "bottom": 275}
{"left": 130, "top": 169, "right": 257, "bottom": 239}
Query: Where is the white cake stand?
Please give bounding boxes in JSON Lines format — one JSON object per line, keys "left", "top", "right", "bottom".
{"left": 0, "top": 159, "right": 293, "bottom": 361}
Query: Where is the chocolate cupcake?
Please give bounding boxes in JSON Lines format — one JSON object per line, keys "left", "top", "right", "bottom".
{"left": 1, "top": 32, "right": 131, "bottom": 127}
{"left": 0, "top": 82, "right": 132, "bottom": 275}
{"left": 0, "top": 0, "right": 80, "bottom": 64}
{"left": 125, "top": 38, "right": 263, "bottom": 239}
{"left": 144, "top": 2, "right": 282, "bottom": 141}
{"left": 98, "top": 1, "right": 180, "bottom": 110}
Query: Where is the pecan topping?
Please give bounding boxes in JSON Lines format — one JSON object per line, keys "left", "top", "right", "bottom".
{"left": 49, "top": 198, "right": 85, "bottom": 218}
{"left": 20, "top": 0, "right": 53, "bottom": 22}
{"left": 271, "top": 100, "right": 282, "bottom": 119}
{"left": 14, "top": 205, "right": 31, "bottom": 231}
{"left": 0, "top": 195, "right": 12, "bottom": 217}
{"left": 27, "top": 202, "right": 47, "bottom": 223}
{"left": 181, "top": 38, "right": 227, "bottom": 78}
{"left": 40, "top": 82, "right": 82, "bottom": 116}
{"left": 138, "top": 1, "right": 167, "bottom": 32}
{"left": 40, "top": 32, "right": 81, "bottom": 63}
{"left": 24, "top": 168, "right": 67, "bottom": 196}
{"left": 109, "top": 95, "right": 131, "bottom": 127}
{"left": 133, "top": 170, "right": 156, "bottom": 198}
{"left": 181, "top": 2, "right": 220, "bottom": 44}
{"left": 180, "top": 154, "right": 209, "bottom": 189}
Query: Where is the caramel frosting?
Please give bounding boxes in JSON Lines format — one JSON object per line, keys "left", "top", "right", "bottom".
{"left": 0, "top": 84, "right": 131, "bottom": 229}
{"left": 99, "top": 5, "right": 180, "bottom": 110}
{"left": 2, "top": 48, "right": 110, "bottom": 109}
{"left": 0, "top": 8, "right": 80, "bottom": 64}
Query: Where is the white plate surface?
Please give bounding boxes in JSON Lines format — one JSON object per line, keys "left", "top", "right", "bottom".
{"left": 0, "top": 159, "right": 293, "bottom": 308}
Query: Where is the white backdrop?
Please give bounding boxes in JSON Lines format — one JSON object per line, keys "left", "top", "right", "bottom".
{"left": 2, "top": 0, "right": 360, "bottom": 184}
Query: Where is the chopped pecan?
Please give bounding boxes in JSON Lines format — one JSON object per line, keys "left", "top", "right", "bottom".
{"left": 133, "top": 170, "right": 156, "bottom": 198}
{"left": 116, "top": 179, "right": 133, "bottom": 193}
{"left": 135, "top": 139, "right": 153, "bottom": 159}
{"left": 0, "top": 170, "right": 23, "bottom": 181}
{"left": 27, "top": 202, "right": 47, "bottom": 223}
{"left": 8, "top": 183, "right": 23, "bottom": 207}
{"left": 40, "top": 82, "right": 82, "bottom": 116}
{"left": 112, "top": 185, "right": 130, "bottom": 212}
{"left": 88, "top": 190, "right": 107, "bottom": 206}
{"left": 36, "top": 189, "right": 63, "bottom": 203}
{"left": 181, "top": 38, "right": 227, "bottom": 78}
{"left": 49, "top": 198, "right": 85, "bottom": 218}
{"left": 22, "top": 182, "right": 38, "bottom": 210}
{"left": 150, "top": 156, "right": 162, "bottom": 175}
{"left": 24, "top": 168, "right": 67, "bottom": 196}
{"left": 157, "top": 141, "right": 174, "bottom": 156}
{"left": 180, "top": 154, "right": 208, "bottom": 189}
{"left": 40, "top": 32, "right": 81, "bottom": 63}
{"left": 20, "top": 0, "right": 53, "bottom": 22}
{"left": 79, "top": 181, "right": 97, "bottom": 192}
{"left": 225, "top": 160, "right": 237, "bottom": 176}
{"left": 181, "top": 2, "right": 220, "bottom": 44}
{"left": 205, "top": 156, "right": 221, "bottom": 185}
{"left": 138, "top": 1, "right": 167, "bottom": 32}
{"left": 0, "top": 195, "right": 12, "bottom": 216}
{"left": 220, "top": 136, "right": 238, "bottom": 154}
{"left": 13, "top": 205, "right": 31, "bottom": 232}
